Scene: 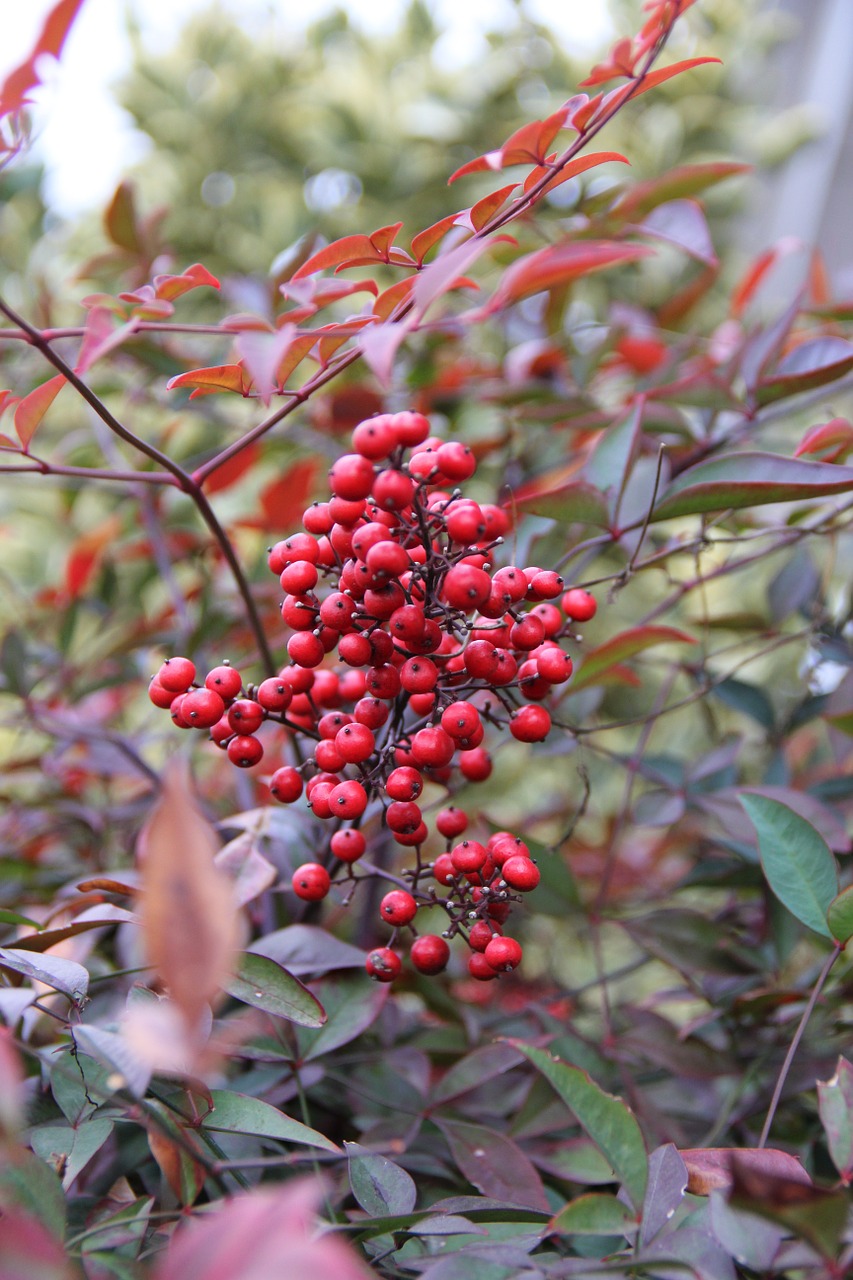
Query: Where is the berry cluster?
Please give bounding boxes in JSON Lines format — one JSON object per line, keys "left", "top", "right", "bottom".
{"left": 149, "top": 411, "right": 597, "bottom": 983}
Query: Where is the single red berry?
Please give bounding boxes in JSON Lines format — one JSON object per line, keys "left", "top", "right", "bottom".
{"left": 204, "top": 664, "right": 243, "bottom": 700}
{"left": 330, "top": 828, "right": 366, "bottom": 862}
{"left": 433, "top": 853, "right": 457, "bottom": 885}
{"left": 292, "top": 863, "right": 331, "bottom": 901}
{"left": 314, "top": 739, "right": 345, "bottom": 772}
{"left": 181, "top": 688, "right": 226, "bottom": 728}
{"left": 468, "top": 953, "right": 499, "bottom": 982}
{"left": 561, "top": 588, "right": 597, "bottom": 621}
{"left": 228, "top": 698, "right": 265, "bottom": 735}
{"left": 536, "top": 648, "right": 573, "bottom": 683}
{"left": 400, "top": 657, "right": 438, "bottom": 693}
{"left": 379, "top": 889, "right": 418, "bottom": 926}
{"left": 436, "top": 807, "right": 468, "bottom": 838}
{"left": 365, "top": 664, "right": 402, "bottom": 700}
{"left": 393, "top": 820, "right": 429, "bottom": 847}
{"left": 365, "top": 947, "right": 402, "bottom": 982}
{"left": 328, "top": 453, "right": 376, "bottom": 501}
{"left": 410, "top": 934, "right": 450, "bottom": 975}
{"left": 169, "top": 693, "right": 192, "bottom": 728}
{"left": 386, "top": 800, "right": 422, "bottom": 834}
{"left": 280, "top": 560, "right": 318, "bottom": 593}
{"left": 287, "top": 632, "right": 325, "bottom": 668}
{"left": 458, "top": 748, "right": 492, "bottom": 782}
{"left": 440, "top": 701, "right": 481, "bottom": 740}
{"left": 468, "top": 920, "right": 499, "bottom": 951}
{"left": 528, "top": 570, "right": 564, "bottom": 599}
{"left": 484, "top": 936, "right": 523, "bottom": 971}
{"left": 490, "top": 835, "right": 530, "bottom": 867}
{"left": 510, "top": 705, "right": 551, "bottom": 743}
{"left": 352, "top": 414, "right": 398, "bottom": 459}
{"left": 256, "top": 677, "right": 294, "bottom": 712}
{"left": 302, "top": 503, "right": 334, "bottom": 535}
{"left": 227, "top": 735, "right": 264, "bottom": 768}
{"left": 411, "top": 725, "right": 455, "bottom": 769}
{"left": 385, "top": 766, "right": 424, "bottom": 801}
{"left": 354, "top": 696, "right": 390, "bottom": 729}
{"left": 391, "top": 410, "right": 431, "bottom": 447}
{"left": 501, "top": 856, "right": 540, "bottom": 892}
{"left": 329, "top": 779, "right": 368, "bottom": 819}
{"left": 335, "top": 721, "right": 375, "bottom": 764}
{"left": 436, "top": 440, "right": 476, "bottom": 482}
{"left": 442, "top": 564, "right": 492, "bottom": 611}
{"left": 451, "top": 840, "right": 488, "bottom": 874}
{"left": 148, "top": 678, "right": 176, "bottom": 709}
{"left": 269, "top": 766, "right": 303, "bottom": 803}
{"left": 371, "top": 468, "right": 415, "bottom": 511}
{"left": 157, "top": 656, "right": 196, "bottom": 693}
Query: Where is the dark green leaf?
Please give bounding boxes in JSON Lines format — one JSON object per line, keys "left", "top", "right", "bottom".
{"left": 222, "top": 952, "right": 326, "bottom": 1027}
{"left": 31, "top": 1118, "right": 113, "bottom": 1189}
{"left": 827, "top": 885, "right": 853, "bottom": 944}
{"left": 203, "top": 1090, "right": 339, "bottom": 1152}
{"left": 346, "top": 1141, "right": 417, "bottom": 1216}
{"left": 295, "top": 973, "right": 388, "bottom": 1062}
{"left": 755, "top": 338, "right": 853, "bottom": 406}
{"left": 511, "top": 1043, "right": 647, "bottom": 1211}
{"left": 652, "top": 452, "right": 853, "bottom": 521}
{"left": 0, "top": 1149, "right": 66, "bottom": 1240}
{"left": 740, "top": 794, "right": 837, "bottom": 938}
{"left": 550, "top": 1192, "right": 636, "bottom": 1237}
{"left": 817, "top": 1057, "right": 853, "bottom": 1178}
{"left": 571, "top": 626, "right": 695, "bottom": 691}
{"left": 515, "top": 480, "right": 610, "bottom": 528}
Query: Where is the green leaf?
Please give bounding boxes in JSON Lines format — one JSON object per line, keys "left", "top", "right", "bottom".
{"left": 0, "top": 947, "right": 89, "bottom": 1005}
{"left": 203, "top": 1090, "right": 339, "bottom": 1153}
{"left": 755, "top": 338, "right": 853, "bottom": 406}
{"left": 740, "top": 794, "right": 837, "bottom": 938}
{"left": 511, "top": 1042, "right": 647, "bottom": 1211}
{"left": 571, "top": 626, "right": 695, "bottom": 691}
{"left": 817, "top": 1057, "right": 853, "bottom": 1178}
{"left": 222, "top": 952, "right": 326, "bottom": 1027}
{"left": 0, "top": 909, "right": 40, "bottom": 928}
{"left": 346, "top": 1141, "right": 417, "bottom": 1216}
{"left": 515, "top": 479, "right": 611, "bottom": 528}
{"left": 652, "top": 452, "right": 853, "bottom": 521}
{"left": 550, "top": 1192, "right": 636, "bottom": 1236}
{"left": 295, "top": 973, "right": 388, "bottom": 1062}
{"left": 0, "top": 1149, "right": 66, "bottom": 1240}
{"left": 827, "top": 885, "right": 853, "bottom": 944}
{"left": 31, "top": 1118, "right": 114, "bottom": 1189}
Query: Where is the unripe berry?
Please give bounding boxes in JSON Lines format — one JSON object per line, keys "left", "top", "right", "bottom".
{"left": 410, "top": 934, "right": 450, "bottom": 975}
{"left": 292, "top": 863, "right": 331, "bottom": 901}
{"left": 365, "top": 947, "right": 402, "bottom": 982}
{"left": 379, "top": 890, "right": 418, "bottom": 926}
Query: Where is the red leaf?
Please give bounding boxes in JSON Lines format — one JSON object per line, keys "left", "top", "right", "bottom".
{"left": 292, "top": 235, "right": 386, "bottom": 279}
{"left": 486, "top": 241, "right": 652, "bottom": 312}
{"left": 730, "top": 238, "right": 803, "bottom": 319}
{"left": 167, "top": 364, "right": 251, "bottom": 398}
{"left": 756, "top": 337, "right": 853, "bottom": 406}
{"left": 411, "top": 214, "right": 459, "bottom": 265}
{"left": 614, "top": 162, "right": 751, "bottom": 221}
{"left": 154, "top": 263, "right": 220, "bottom": 302}
{"left": 197, "top": 444, "right": 261, "bottom": 495}
{"left": 235, "top": 326, "right": 296, "bottom": 403}
{"left": 522, "top": 150, "right": 629, "bottom": 196}
{"left": 794, "top": 417, "right": 853, "bottom": 463}
{"left": 75, "top": 306, "right": 137, "bottom": 375}
{"left": 468, "top": 183, "right": 519, "bottom": 231}
{"left": 0, "top": 0, "right": 85, "bottom": 117}
{"left": 627, "top": 56, "right": 722, "bottom": 99}
{"left": 64, "top": 516, "right": 122, "bottom": 598}
{"left": 572, "top": 627, "right": 697, "bottom": 691}
{"left": 368, "top": 222, "right": 404, "bottom": 256}
{"left": 372, "top": 277, "right": 415, "bottom": 320}
{"left": 14, "top": 374, "right": 66, "bottom": 451}
{"left": 258, "top": 458, "right": 319, "bottom": 529}
{"left": 680, "top": 1147, "right": 811, "bottom": 1196}
{"left": 359, "top": 321, "right": 410, "bottom": 388}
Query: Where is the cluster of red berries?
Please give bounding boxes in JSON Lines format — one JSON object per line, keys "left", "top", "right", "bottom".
{"left": 149, "top": 410, "right": 597, "bottom": 984}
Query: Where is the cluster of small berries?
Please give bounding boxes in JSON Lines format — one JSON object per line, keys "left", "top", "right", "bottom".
{"left": 149, "top": 410, "right": 597, "bottom": 984}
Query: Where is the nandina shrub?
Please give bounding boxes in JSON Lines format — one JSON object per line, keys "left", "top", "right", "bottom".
{"left": 2, "top": 2, "right": 853, "bottom": 1277}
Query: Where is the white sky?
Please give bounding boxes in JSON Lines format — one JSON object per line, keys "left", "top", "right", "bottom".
{"left": 0, "top": 0, "right": 614, "bottom": 216}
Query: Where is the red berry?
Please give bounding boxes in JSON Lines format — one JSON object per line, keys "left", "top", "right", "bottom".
{"left": 433, "top": 853, "right": 457, "bottom": 885}
{"left": 458, "top": 747, "right": 492, "bottom": 782}
{"left": 328, "top": 779, "right": 368, "bottom": 819}
{"left": 442, "top": 564, "right": 492, "bottom": 611}
{"left": 391, "top": 411, "right": 431, "bottom": 447}
{"left": 400, "top": 657, "right": 438, "bottom": 693}
{"left": 561, "top": 588, "right": 597, "bottom": 621}
{"left": 352, "top": 414, "right": 397, "bottom": 459}
{"left": 484, "top": 936, "right": 523, "bottom": 971}
{"left": 385, "top": 767, "right": 424, "bottom": 801}
{"left": 380, "top": 889, "right": 418, "bottom": 926}
{"left": 228, "top": 698, "right": 265, "bottom": 735}
{"left": 181, "top": 688, "right": 226, "bottom": 728}
{"left": 148, "top": 678, "right": 176, "bottom": 709}
{"left": 469, "top": 920, "right": 499, "bottom": 952}
{"left": 330, "top": 828, "right": 366, "bottom": 862}
{"left": 157, "top": 656, "right": 196, "bottom": 693}
{"left": 270, "top": 766, "right": 303, "bottom": 802}
{"left": 371, "top": 468, "right": 415, "bottom": 511}
{"left": 365, "top": 947, "right": 402, "bottom": 982}
{"left": 227, "top": 735, "right": 264, "bottom": 768}
{"left": 501, "top": 856, "right": 540, "bottom": 892}
{"left": 287, "top": 632, "right": 325, "bottom": 668}
{"left": 314, "top": 739, "right": 345, "bottom": 772}
{"left": 292, "top": 863, "right": 331, "bottom": 901}
{"left": 328, "top": 453, "right": 376, "bottom": 501}
{"left": 436, "top": 807, "right": 468, "bottom": 838}
{"left": 280, "top": 560, "right": 318, "bottom": 593}
{"left": 510, "top": 705, "right": 551, "bottom": 742}
{"left": 411, "top": 934, "right": 450, "bottom": 975}
{"left": 451, "top": 840, "right": 488, "bottom": 874}
{"left": 205, "top": 665, "right": 243, "bottom": 700}
{"left": 436, "top": 440, "right": 476, "bottom": 482}
{"left": 528, "top": 570, "right": 563, "bottom": 599}
{"left": 411, "top": 725, "right": 455, "bottom": 769}
{"left": 440, "top": 700, "right": 480, "bottom": 740}
{"left": 256, "top": 677, "right": 294, "bottom": 712}
{"left": 468, "top": 953, "right": 498, "bottom": 981}
{"left": 335, "top": 721, "right": 375, "bottom": 763}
